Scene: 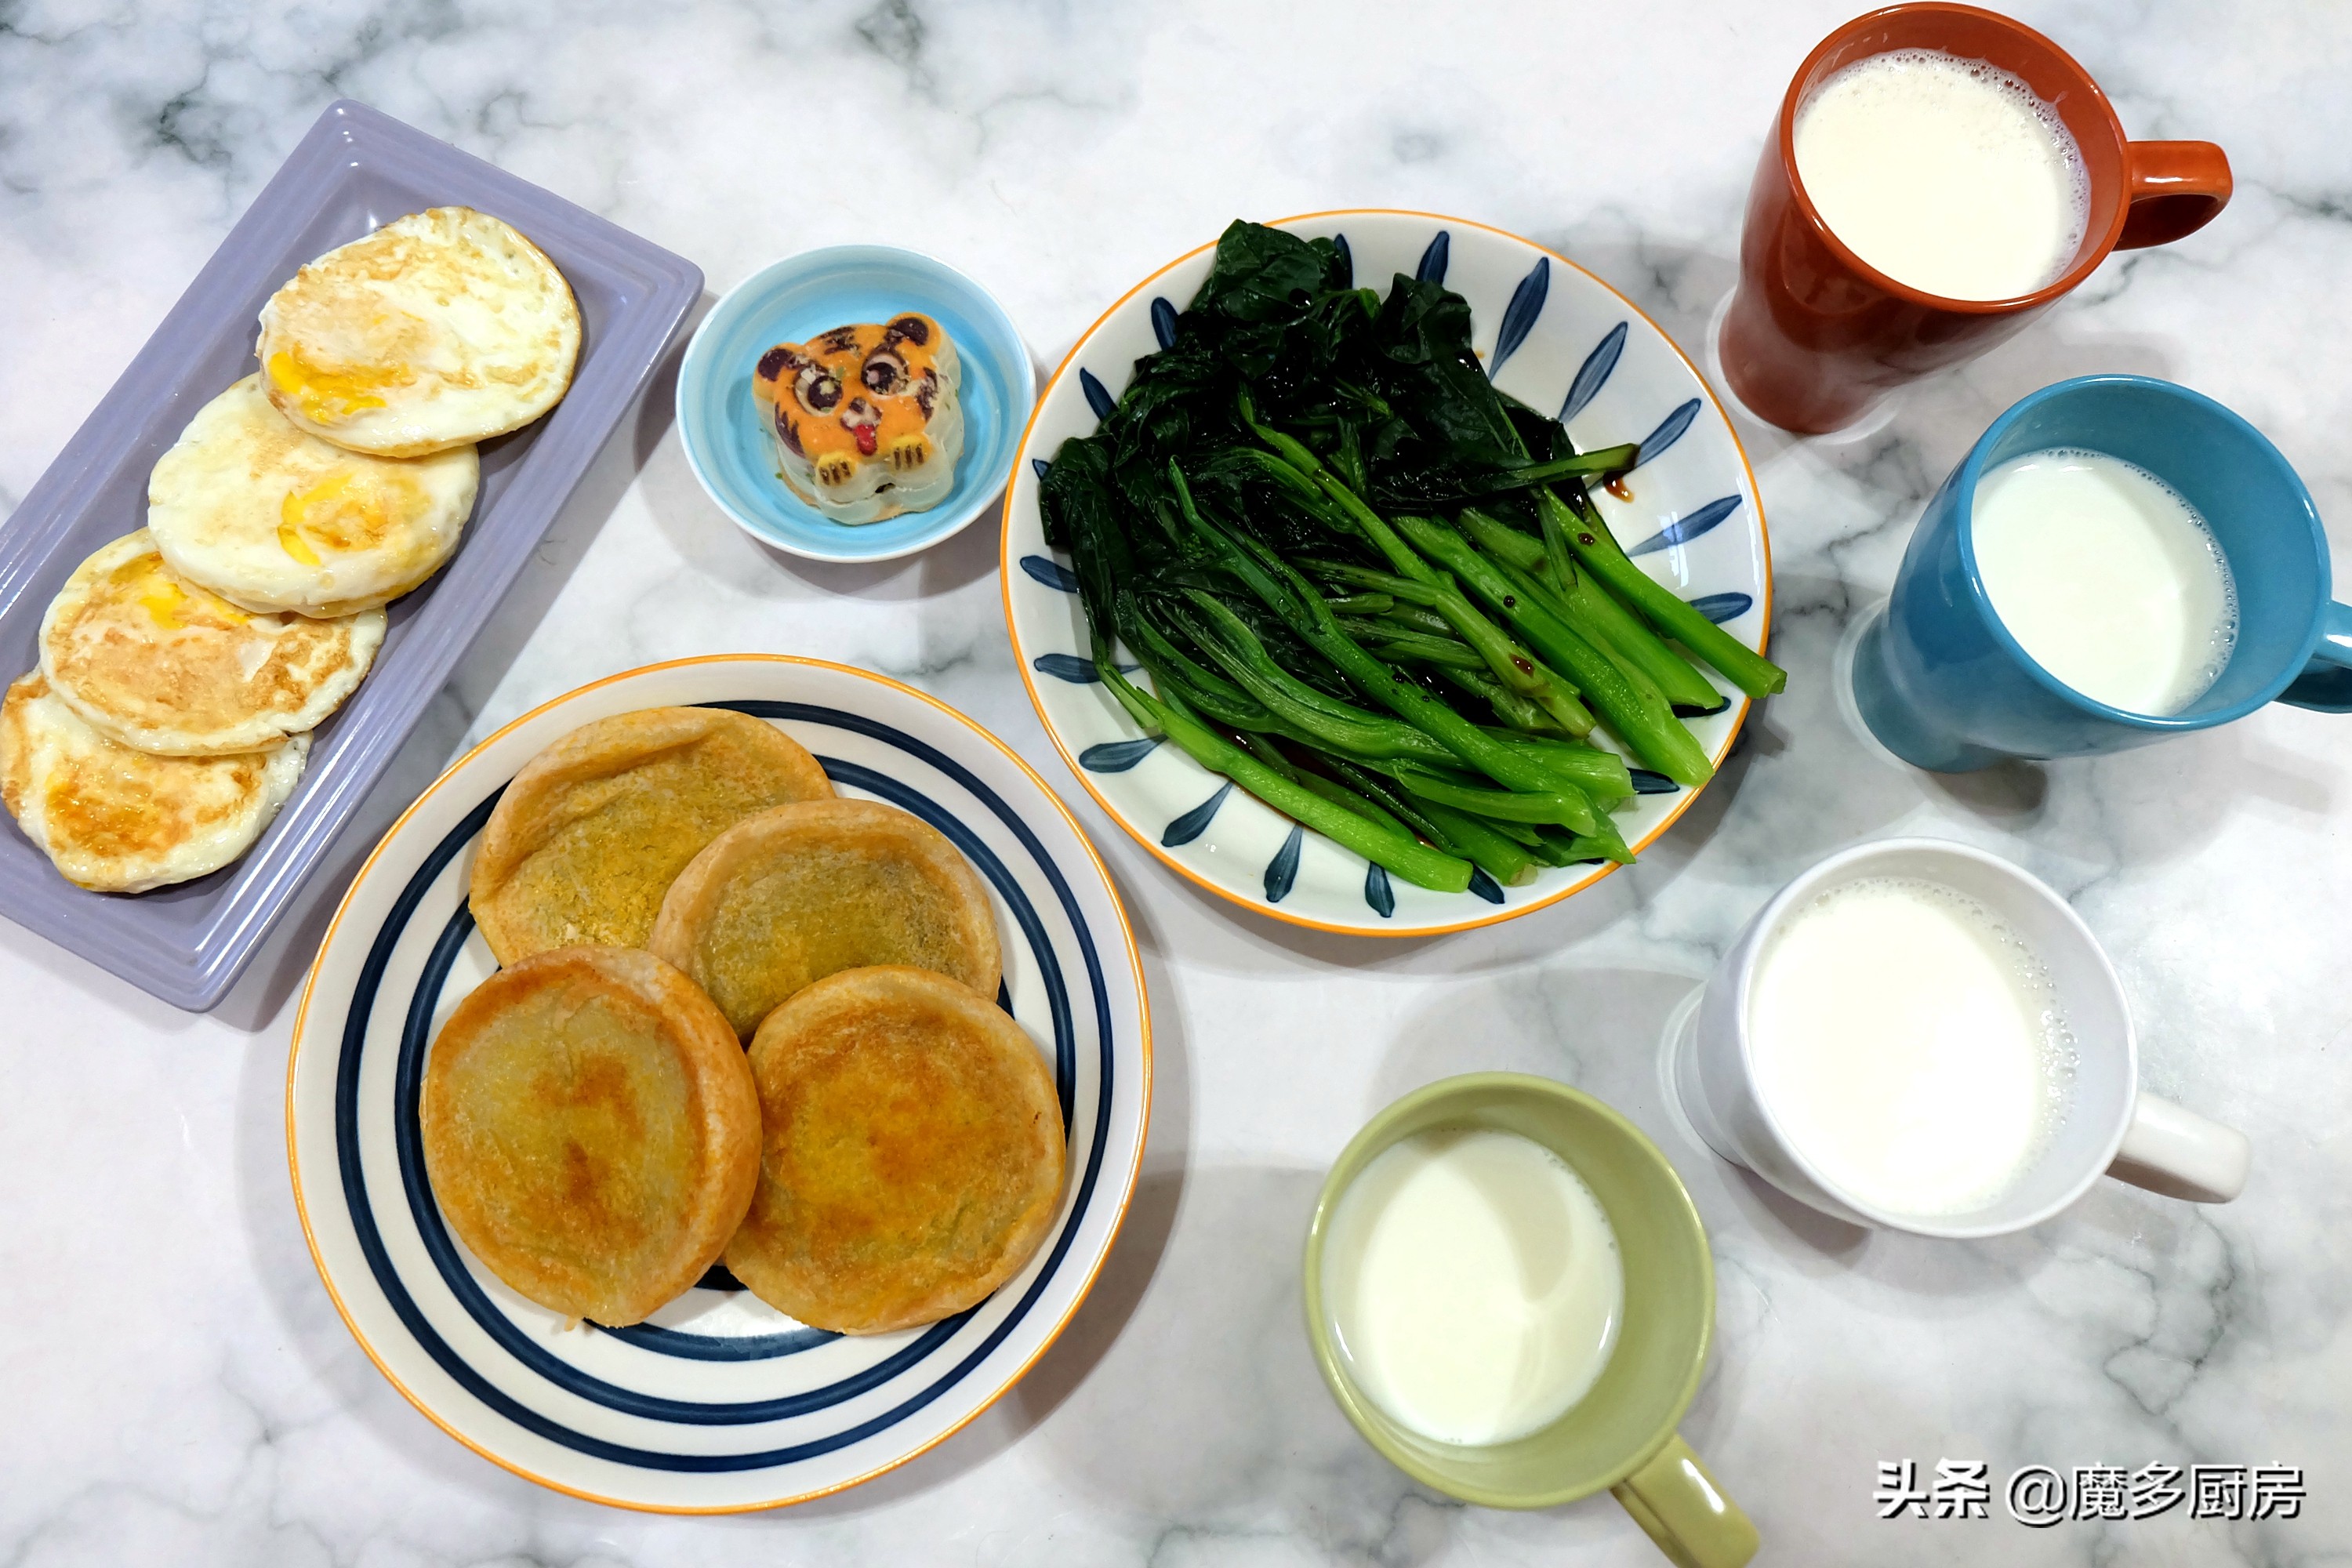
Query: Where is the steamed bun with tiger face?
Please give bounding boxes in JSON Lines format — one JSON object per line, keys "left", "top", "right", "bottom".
{"left": 752, "top": 315, "right": 962, "bottom": 524}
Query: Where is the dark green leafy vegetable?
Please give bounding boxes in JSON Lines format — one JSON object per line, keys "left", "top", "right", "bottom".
{"left": 1458, "top": 507, "right": 1726, "bottom": 713}
{"left": 1098, "top": 667, "right": 1472, "bottom": 893}
{"left": 1039, "top": 221, "right": 1788, "bottom": 902}
{"left": 1394, "top": 515, "right": 1715, "bottom": 787}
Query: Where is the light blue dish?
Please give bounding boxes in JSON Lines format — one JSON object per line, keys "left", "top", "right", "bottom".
{"left": 677, "top": 245, "right": 1033, "bottom": 563}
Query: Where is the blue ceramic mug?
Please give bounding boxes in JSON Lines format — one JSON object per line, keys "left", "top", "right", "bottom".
{"left": 1854, "top": 375, "right": 2352, "bottom": 771}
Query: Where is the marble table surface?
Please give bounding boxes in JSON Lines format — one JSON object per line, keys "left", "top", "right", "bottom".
{"left": 4, "top": 1, "right": 2349, "bottom": 1563}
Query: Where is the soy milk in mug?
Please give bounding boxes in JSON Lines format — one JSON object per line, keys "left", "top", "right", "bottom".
{"left": 1747, "top": 876, "right": 2075, "bottom": 1218}
{"left": 1793, "top": 49, "right": 2089, "bottom": 301}
{"left": 1321, "top": 1127, "right": 1623, "bottom": 1446}
{"left": 1972, "top": 448, "right": 2239, "bottom": 716}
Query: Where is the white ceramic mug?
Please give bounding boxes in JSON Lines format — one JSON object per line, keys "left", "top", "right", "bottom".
{"left": 1671, "top": 838, "right": 2249, "bottom": 1237}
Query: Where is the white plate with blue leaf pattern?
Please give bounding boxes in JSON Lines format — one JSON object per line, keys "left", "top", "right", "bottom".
{"left": 288, "top": 655, "right": 1150, "bottom": 1511}
{"left": 1003, "top": 210, "right": 1773, "bottom": 937}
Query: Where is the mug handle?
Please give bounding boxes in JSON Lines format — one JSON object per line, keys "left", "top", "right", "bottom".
{"left": 2107, "top": 1094, "right": 2251, "bottom": 1203}
{"left": 2278, "top": 601, "right": 2352, "bottom": 712}
{"left": 1611, "top": 1432, "right": 1760, "bottom": 1568}
{"left": 2117, "top": 141, "right": 2232, "bottom": 250}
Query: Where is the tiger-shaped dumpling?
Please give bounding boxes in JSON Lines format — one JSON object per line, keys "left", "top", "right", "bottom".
{"left": 751, "top": 314, "right": 964, "bottom": 524}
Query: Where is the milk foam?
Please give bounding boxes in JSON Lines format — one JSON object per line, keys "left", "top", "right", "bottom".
{"left": 1795, "top": 49, "right": 2090, "bottom": 301}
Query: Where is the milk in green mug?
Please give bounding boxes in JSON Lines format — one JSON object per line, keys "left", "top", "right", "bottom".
{"left": 1303, "top": 1074, "right": 1757, "bottom": 1568}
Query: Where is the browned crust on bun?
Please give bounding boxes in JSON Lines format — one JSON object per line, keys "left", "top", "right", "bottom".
{"left": 419, "top": 946, "right": 760, "bottom": 1327}
{"left": 468, "top": 706, "right": 833, "bottom": 964}
{"left": 724, "top": 965, "right": 1065, "bottom": 1334}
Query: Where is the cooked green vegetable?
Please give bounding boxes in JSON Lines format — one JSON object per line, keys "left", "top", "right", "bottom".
{"left": 1458, "top": 507, "right": 1726, "bottom": 713}
{"left": 1393, "top": 515, "right": 1715, "bottom": 787}
{"left": 1039, "top": 220, "right": 1787, "bottom": 902}
{"left": 1541, "top": 488, "right": 1788, "bottom": 699}
{"left": 1098, "top": 668, "right": 1472, "bottom": 892}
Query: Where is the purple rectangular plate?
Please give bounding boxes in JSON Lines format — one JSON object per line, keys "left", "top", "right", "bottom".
{"left": 0, "top": 100, "right": 702, "bottom": 1011}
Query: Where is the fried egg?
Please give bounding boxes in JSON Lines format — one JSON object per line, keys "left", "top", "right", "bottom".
{"left": 751, "top": 315, "right": 964, "bottom": 524}
{"left": 146, "top": 375, "right": 479, "bottom": 616}
{"left": 256, "top": 205, "right": 581, "bottom": 458}
{"left": 39, "top": 529, "right": 383, "bottom": 756}
{"left": 0, "top": 672, "right": 306, "bottom": 893}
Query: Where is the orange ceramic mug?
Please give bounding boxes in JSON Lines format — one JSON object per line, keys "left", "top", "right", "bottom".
{"left": 1719, "top": 3, "right": 2230, "bottom": 434}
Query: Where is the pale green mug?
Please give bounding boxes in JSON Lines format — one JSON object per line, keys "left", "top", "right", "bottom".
{"left": 1302, "top": 1073, "right": 1758, "bottom": 1568}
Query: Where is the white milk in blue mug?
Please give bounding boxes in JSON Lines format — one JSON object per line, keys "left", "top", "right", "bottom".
{"left": 1971, "top": 448, "right": 2239, "bottom": 717}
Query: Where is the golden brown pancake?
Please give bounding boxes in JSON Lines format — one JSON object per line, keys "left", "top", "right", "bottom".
{"left": 724, "top": 965, "right": 1065, "bottom": 1333}
{"left": 419, "top": 946, "right": 760, "bottom": 1327}
{"left": 648, "top": 797, "right": 1001, "bottom": 1039}
{"left": 468, "top": 706, "right": 833, "bottom": 964}
{"left": 0, "top": 671, "right": 307, "bottom": 892}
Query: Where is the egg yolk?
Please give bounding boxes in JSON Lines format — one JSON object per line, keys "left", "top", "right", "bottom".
{"left": 140, "top": 575, "right": 191, "bottom": 629}
{"left": 278, "top": 474, "right": 353, "bottom": 564}
{"left": 105, "top": 556, "right": 246, "bottom": 631}
{"left": 278, "top": 466, "right": 420, "bottom": 562}
{"left": 267, "top": 350, "right": 392, "bottom": 423}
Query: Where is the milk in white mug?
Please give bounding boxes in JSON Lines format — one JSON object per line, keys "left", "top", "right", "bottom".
{"left": 1794, "top": 49, "right": 2089, "bottom": 301}
{"left": 1675, "top": 838, "right": 2248, "bottom": 1236}
{"left": 1747, "top": 876, "right": 2074, "bottom": 1219}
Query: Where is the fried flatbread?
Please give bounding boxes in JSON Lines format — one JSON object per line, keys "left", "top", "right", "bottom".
{"left": 648, "top": 797, "right": 1001, "bottom": 1038}
{"left": 469, "top": 706, "right": 833, "bottom": 964}
{"left": 419, "top": 946, "right": 760, "bottom": 1327}
{"left": 724, "top": 965, "right": 1065, "bottom": 1334}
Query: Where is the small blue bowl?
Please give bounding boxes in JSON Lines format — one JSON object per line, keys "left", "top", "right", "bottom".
{"left": 677, "top": 245, "right": 1033, "bottom": 563}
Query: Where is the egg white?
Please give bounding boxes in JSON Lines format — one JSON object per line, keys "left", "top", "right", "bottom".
{"left": 147, "top": 376, "right": 478, "bottom": 616}
{"left": 0, "top": 672, "right": 307, "bottom": 893}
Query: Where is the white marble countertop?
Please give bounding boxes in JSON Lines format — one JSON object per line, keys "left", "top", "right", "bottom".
{"left": 4, "top": 2, "right": 2349, "bottom": 1563}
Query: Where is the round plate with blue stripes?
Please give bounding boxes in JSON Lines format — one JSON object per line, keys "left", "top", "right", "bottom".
{"left": 1004, "top": 209, "right": 1771, "bottom": 937}
{"left": 288, "top": 655, "right": 1150, "bottom": 1512}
